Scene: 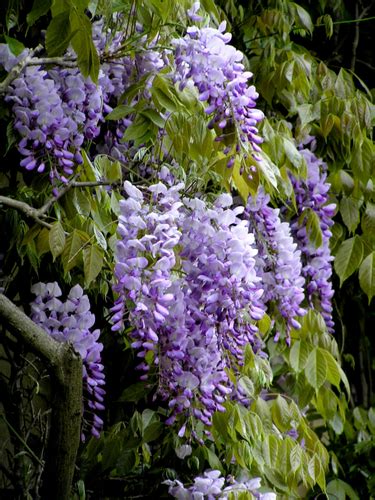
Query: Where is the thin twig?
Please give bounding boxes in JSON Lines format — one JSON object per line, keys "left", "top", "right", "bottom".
{"left": 27, "top": 56, "right": 77, "bottom": 68}
{"left": 0, "top": 179, "right": 113, "bottom": 229}
{"left": 0, "top": 45, "right": 43, "bottom": 95}
{"left": 0, "top": 195, "right": 53, "bottom": 229}
{"left": 350, "top": 3, "right": 370, "bottom": 72}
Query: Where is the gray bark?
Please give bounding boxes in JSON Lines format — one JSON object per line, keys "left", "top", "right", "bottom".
{"left": 0, "top": 293, "right": 82, "bottom": 500}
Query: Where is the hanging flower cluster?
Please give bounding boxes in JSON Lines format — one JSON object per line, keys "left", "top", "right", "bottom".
{"left": 172, "top": 19, "right": 264, "bottom": 159}
{"left": 30, "top": 282, "right": 105, "bottom": 439}
{"left": 288, "top": 140, "right": 336, "bottom": 332}
{"left": 0, "top": 21, "right": 165, "bottom": 182}
{"left": 247, "top": 189, "right": 307, "bottom": 344}
{"left": 111, "top": 173, "right": 265, "bottom": 426}
{"left": 164, "top": 470, "right": 277, "bottom": 499}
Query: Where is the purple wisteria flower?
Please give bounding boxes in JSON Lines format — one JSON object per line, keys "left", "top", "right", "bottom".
{"left": 287, "top": 138, "right": 336, "bottom": 332}
{"left": 4, "top": 65, "right": 87, "bottom": 182}
{"left": 93, "top": 19, "right": 166, "bottom": 163}
{"left": 0, "top": 43, "right": 28, "bottom": 71}
{"left": 111, "top": 174, "right": 265, "bottom": 427}
{"left": 247, "top": 189, "right": 306, "bottom": 344}
{"left": 0, "top": 20, "right": 166, "bottom": 181}
{"left": 164, "top": 470, "right": 277, "bottom": 499}
{"left": 172, "top": 21, "right": 264, "bottom": 160}
{"left": 30, "top": 282, "right": 105, "bottom": 439}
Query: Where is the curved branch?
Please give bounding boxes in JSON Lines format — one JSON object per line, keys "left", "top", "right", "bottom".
{"left": 0, "top": 195, "right": 53, "bottom": 229}
{"left": 0, "top": 180, "right": 113, "bottom": 229}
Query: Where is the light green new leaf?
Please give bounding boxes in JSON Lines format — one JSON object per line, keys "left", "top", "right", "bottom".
{"left": 61, "top": 229, "right": 89, "bottom": 273}
{"left": 263, "top": 434, "right": 279, "bottom": 468}
{"left": 305, "top": 348, "right": 327, "bottom": 390}
{"left": 322, "top": 349, "right": 341, "bottom": 388}
{"left": 290, "top": 444, "right": 302, "bottom": 474}
{"left": 359, "top": 251, "right": 375, "bottom": 304}
{"left": 289, "top": 340, "right": 313, "bottom": 373}
{"left": 292, "top": 3, "right": 314, "bottom": 34}
{"left": 334, "top": 235, "right": 364, "bottom": 286}
{"left": 283, "top": 137, "right": 303, "bottom": 169}
{"left": 305, "top": 209, "right": 323, "bottom": 248}
{"left": 271, "top": 395, "right": 290, "bottom": 432}
{"left": 83, "top": 244, "right": 104, "bottom": 286}
{"left": 105, "top": 105, "right": 134, "bottom": 121}
{"left": 140, "top": 109, "right": 166, "bottom": 128}
{"left": 238, "top": 376, "right": 254, "bottom": 398}
{"left": 49, "top": 221, "right": 66, "bottom": 261}
{"left": 4, "top": 35, "right": 26, "bottom": 56}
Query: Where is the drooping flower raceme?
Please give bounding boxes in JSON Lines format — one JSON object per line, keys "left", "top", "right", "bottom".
{"left": 287, "top": 141, "right": 336, "bottom": 332}
{"left": 172, "top": 21, "right": 264, "bottom": 159}
{"left": 112, "top": 177, "right": 264, "bottom": 427}
{"left": 93, "top": 19, "right": 166, "bottom": 163}
{"left": 30, "top": 282, "right": 105, "bottom": 439}
{"left": 164, "top": 470, "right": 277, "bottom": 499}
{"left": 0, "top": 20, "right": 165, "bottom": 182}
{"left": 4, "top": 65, "right": 87, "bottom": 182}
{"left": 247, "top": 189, "right": 306, "bottom": 344}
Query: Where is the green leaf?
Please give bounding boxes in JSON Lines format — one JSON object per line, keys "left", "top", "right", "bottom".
{"left": 305, "top": 348, "right": 328, "bottom": 390}
{"left": 290, "top": 444, "right": 302, "bottom": 474}
{"left": 61, "top": 229, "right": 89, "bottom": 273}
{"left": 322, "top": 350, "right": 341, "bottom": 388}
{"left": 206, "top": 448, "right": 224, "bottom": 472}
{"left": 93, "top": 226, "right": 107, "bottom": 251}
{"left": 329, "top": 414, "right": 344, "bottom": 434}
{"left": 315, "top": 386, "right": 338, "bottom": 420}
{"left": 263, "top": 434, "right": 279, "bottom": 468}
{"left": 238, "top": 376, "right": 254, "bottom": 398}
{"left": 45, "top": 11, "right": 72, "bottom": 56}
{"left": 4, "top": 35, "right": 25, "bottom": 56}
{"left": 289, "top": 340, "right": 313, "bottom": 373}
{"left": 69, "top": 10, "right": 99, "bottom": 81}
{"left": 49, "top": 221, "right": 66, "bottom": 261}
{"left": 327, "top": 479, "right": 359, "bottom": 500}
{"left": 361, "top": 203, "right": 375, "bottom": 239}
{"left": 142, "top": 421, "right": 163, "bottom": 443}
{"left": 283, "top": 138, "right": 303, "bottom": 169}
{"left": 340, "top": 196, "right": 361, "bottom": 233}
{"left": 299, "top": 209, "right": 323, "bottom": 248}
{"left": 293, "top": 3, "right": 314, "bottom": 34}
{"left": 83, "top": 244, "right": 104, "bottom": 286}
{"left": 119, "top": 382, "right": 151, "bottom": 402}
{"left": 334, "top": 236, "right": 364, "bottom": 286}
{"left": 51, "top": 0, "right": 71, "bottom": 16}
{"left": 141, "top": 409, "right": 158, "bottom": 435}
{"left": 151, "top": 76, "right": 179, "bottom": 112}
{"left": 36, "top": 227, "right": 51, "bottom": 256}
{"left": 359, "top": 251, "right": 375, "bottom": 304}
{"left": 232, "top": 159, "right": 250, "bottom": 201}
{"left": 27, "top": 0, "right": 52, "bottom": 26}
{"left": 140, "top": 109, "right": 166, "bottom": 128}
{"left": 105, "top": 105, "right": 135, "bottom": 121}
{"left": 271, "top": 396, "right": 290, "bottom": 432}
{"left": 116, "top": 450, "right": 137, "bottom": 475}
{"left": 122, "top": 116, "right": 151, "bottom": 143}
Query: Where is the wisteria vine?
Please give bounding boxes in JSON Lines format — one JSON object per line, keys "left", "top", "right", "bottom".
{"left": 287, "top": 139, "right": 336, "bottom": 332}
{"left": 30, "top": 282, "right": 105, "bottom": 439}
{"left": 111, "top": 173, "right": 265, "bottom": 427}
